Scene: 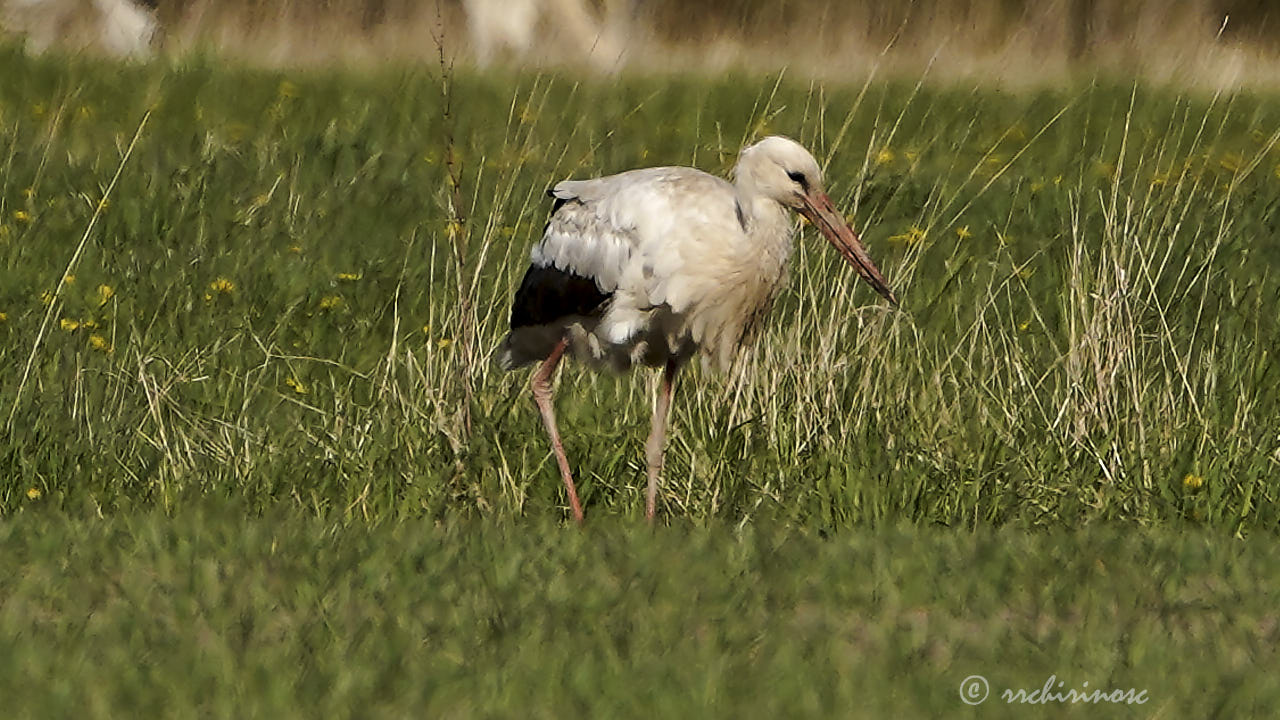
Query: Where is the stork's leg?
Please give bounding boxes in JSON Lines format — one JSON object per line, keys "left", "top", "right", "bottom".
{"left": 530, "top": 337, "right": 584, "bottom": 524}
{"left": 645, "top": 360, "right": 680, "bottom": 522}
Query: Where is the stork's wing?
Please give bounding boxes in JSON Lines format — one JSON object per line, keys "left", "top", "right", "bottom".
{"left": 530, "top": 176, "right": 642, "bottom": 296}
{"left": 500, "top": 165, "right": 747, "bottom": 369}
{"left": 513, "top": 166, "right": 739, "bottom": 332}
{"left": 508, "top": 263, "right": 612, "bottom": 330}
{"left": 507, "top": 175, "right": 639, "bottom": 331}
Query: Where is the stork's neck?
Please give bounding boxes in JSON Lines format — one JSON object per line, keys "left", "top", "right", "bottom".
{"left": 735, "top": 182, "right": 794, "bottom": 259}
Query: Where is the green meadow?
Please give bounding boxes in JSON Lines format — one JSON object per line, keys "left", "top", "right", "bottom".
{"left": 3, "top": 512, "right": 1278, "bottom": 718}
{"left": 1, "top": 45, "right": 1278, "bottom": 715}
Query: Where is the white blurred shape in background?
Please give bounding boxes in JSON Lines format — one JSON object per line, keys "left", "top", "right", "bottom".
{"left": 462, "top": 0, "right": 635, "bottom": 70}
{"left": 1, "top": 0, "right": 156, "bottom": 57}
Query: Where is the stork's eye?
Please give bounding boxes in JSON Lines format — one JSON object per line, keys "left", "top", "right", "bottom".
{"left": 786, "top": 170, "right": 809, "bottom": 190}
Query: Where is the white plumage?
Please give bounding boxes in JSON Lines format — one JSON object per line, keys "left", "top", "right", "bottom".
{"left": 501, "top": 136, "right": 896, "bottom": 523}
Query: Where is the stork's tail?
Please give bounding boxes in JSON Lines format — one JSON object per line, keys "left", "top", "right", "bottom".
{"left": 494, "top": 326, "right": 572, "bottom": 371}
{"left": 493, "top": 334, "right": 523, "bottom": 372}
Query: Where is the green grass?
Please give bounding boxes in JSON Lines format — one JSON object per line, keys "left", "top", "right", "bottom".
{"left": 2, "top": 49, "right": 1276, "bottom": 530}
{"left": 2, "top": 509, "right": 1278, "bottom": 718}
{"left": 1, "top": 46, "right": 1278, "bottom": 716}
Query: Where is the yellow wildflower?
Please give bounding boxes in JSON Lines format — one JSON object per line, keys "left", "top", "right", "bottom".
{"left": 289, "top": 245, "right": 302, "bottom": 254}
{"left": 875, "top": 148, "right": 895, "bottom": 166}
{"left": 60, "top": 318, "right": 80, "bottom": 332}
{"left": 13, "top": 210, "right": 31, "bottom": 223}
{"left": 226, "top": 123, "right": 249, "bottom": 142}
{"left": 1018, "top": 321, "right": 1031, "bottom": 332}
{"left": 437, "top": 338, "right": 453, "bottom": 349}
{"left": 97, "top": 284, "right": 115, "bottom": 306}
{"left": 318, "top": 295, "right": 343, "bottom": 311}
{"left": 0, "top": 311, "right": 7, "bottom": 322}
{"left": 81, "top": 319, "right": 98, "bottom": 329}
{"left": 336, "top": 272, "right": 362, "bottom": 281}
{"left": 284, "top": 376, "right": 308, "bottom": 395}
{"left": 1182, "top": 473, "right": 1204, "bottom": 490}
{"left": 26, "top": 487, "right": 41, "bottom": 500}
{"left": 88, "top": 334, "right": 111, "bottom": 352}
{"left": 956, "top": 226, "right": 972, "bottom": 240}
{"left": 40, "top": 291, "right": 54, "bottom": 306}
{"left": 21, "top": 187, "right": 34, "bottom": 198}
{"left": 63, "top": 274, "right": 75, "bottom": 285}
{"left": 888, "top": 226, "right": 926, "bottom": 247}
{"left": 210, "top": 277, "right": 235, "bottom": 294}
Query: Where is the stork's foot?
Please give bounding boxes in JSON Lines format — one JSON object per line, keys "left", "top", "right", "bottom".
{"left": 530, "top": 338, "right": 584, "bottom": 525}
{"left": 644, "top": 360, "right": 679, "bottom": 525}
{"left": 563, "top": 472, "right": 585, "bottom": 525}
{"left": 644, "top": 430, "right": 662, "bottom": 524}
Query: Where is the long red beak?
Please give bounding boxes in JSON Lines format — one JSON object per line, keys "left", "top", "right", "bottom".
{"left": 798, "top": 191, "right": 897, "bottom": 306}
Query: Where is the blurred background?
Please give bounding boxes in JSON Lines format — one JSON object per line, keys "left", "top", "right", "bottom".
{"left": 3, "top": 0, "right": 1280, "bottom": 82}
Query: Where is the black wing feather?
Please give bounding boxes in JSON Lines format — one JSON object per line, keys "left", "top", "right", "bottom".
{"left": 509, "top": 191, "right": 613, "bottom": 330}
{"left": 509, "top": 264, "right": 612, "bottom": 330}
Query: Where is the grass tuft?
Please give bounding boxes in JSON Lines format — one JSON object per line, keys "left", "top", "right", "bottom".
{"left": 0, "top": 47, "right": 1277, "bottom": 534}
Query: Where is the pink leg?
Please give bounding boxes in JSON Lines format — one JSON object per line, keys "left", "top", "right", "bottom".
{"left": 645, "top": 360, "right": 680, "bottom": 522}
{"left": 531, "top": 338, "right": 584, "bottom": 524}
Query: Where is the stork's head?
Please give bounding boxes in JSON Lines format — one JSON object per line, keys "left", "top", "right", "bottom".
{"left": 737, "top": 136, "right": 897, "bottom": 305}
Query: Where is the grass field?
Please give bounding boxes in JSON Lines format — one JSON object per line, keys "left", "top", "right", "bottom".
{"left": 2, "top": 509, "right": 1278, "bottom": 718}
{"left": 1, "top": 44, "right": 1278, "bottom": 715}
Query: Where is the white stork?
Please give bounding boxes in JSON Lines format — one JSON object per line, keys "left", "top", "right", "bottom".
{"left": 498, "top": 135, "right": 896, "bottom": 523}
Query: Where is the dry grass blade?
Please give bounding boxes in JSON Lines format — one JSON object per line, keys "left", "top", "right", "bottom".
{"left": 6, "top": 110, "right": 151, "bottom": 433}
